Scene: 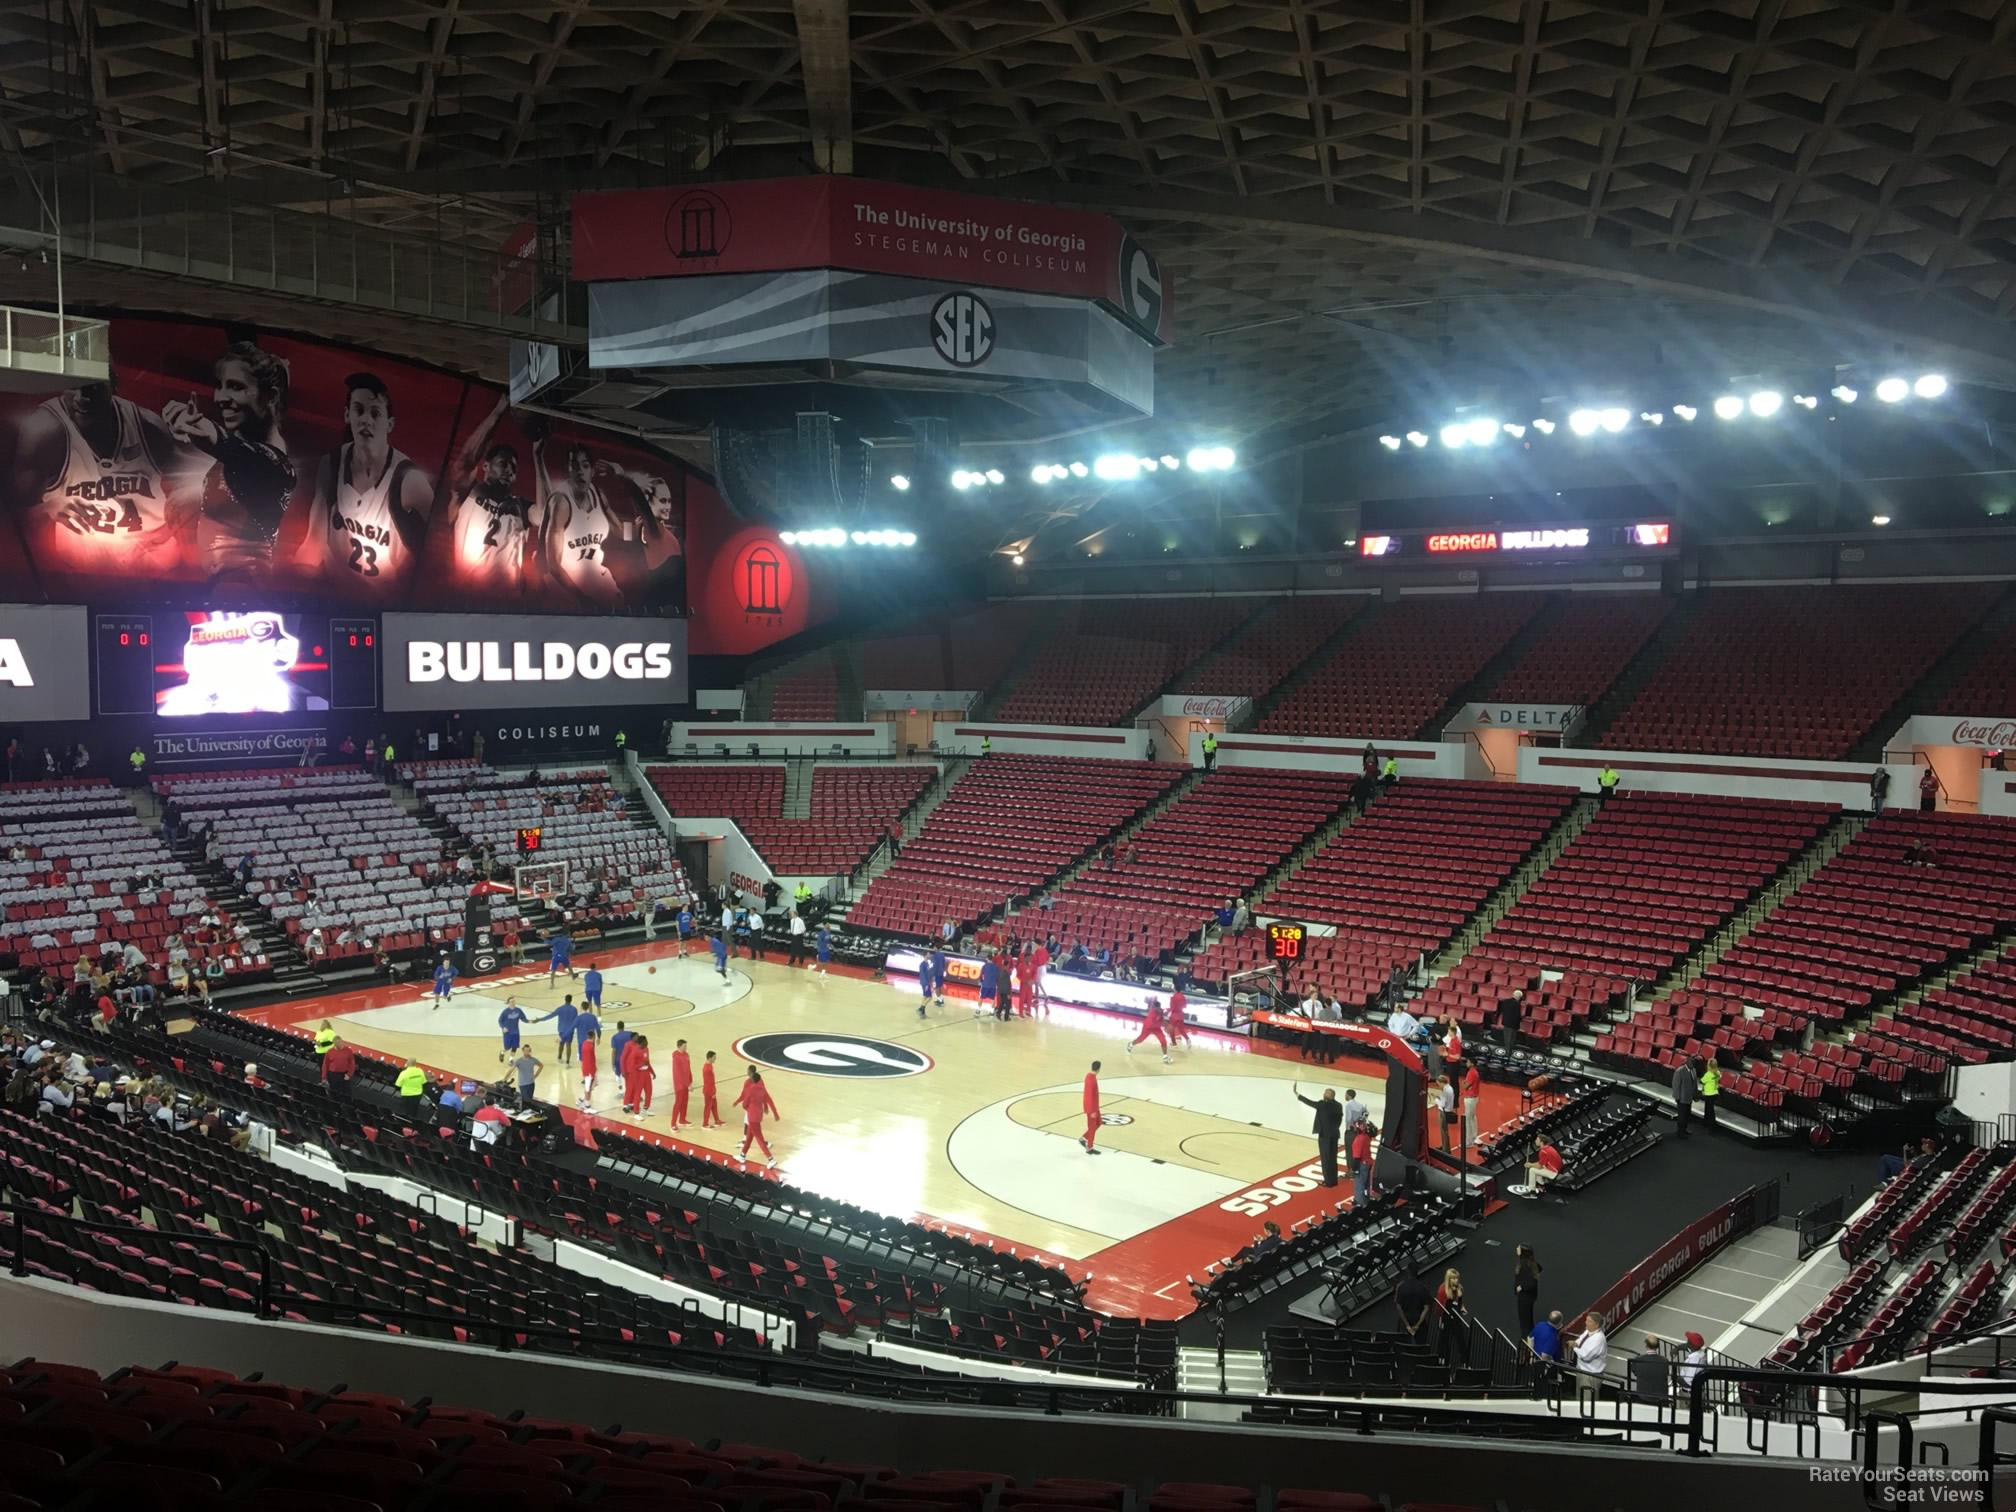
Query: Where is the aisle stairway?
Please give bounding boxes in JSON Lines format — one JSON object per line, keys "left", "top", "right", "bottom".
{"left": 1572, "top": 592, "right": 1703, "bottom": 747}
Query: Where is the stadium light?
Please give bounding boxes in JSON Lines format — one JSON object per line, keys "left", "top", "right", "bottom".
{"left": 1186, "top": 445, "right": 1236, "bottom": 471}
{"left": 985, "top": 468, "right": 1005, "bottom": 485}
{"left": 951, "top": 470, "right": 974, "bottom": 489}
{"left": 1638, "top": 412, "right": 1663, "bottom": 426}
{"left": 1531, "top": 418, "right": 1556, "bottom": 435}
{"left": 1030, "top": 465, "right": 1053, "bottom": 483}
{"left": 1160, "top": 455, "right": 1181, "bottom": 469}
{"left": 1439, "top": 423, "right": 1469, "bottom": 450}
{"left": 1069, "top": 461, "right": 1090, "bottom": 477}
{"left": 1598, "top": 407, "right": 1629, "bottom": 433}
{"left": 1793, "top": 395, "right": 1819, "bottom": 409}
{"left": 851, "top": 531, "right": 868, "bottom": 544}
{"left": 1093, "top": 453, "right": 1141, "bottom": 480}
{"left": 1915, "top": 373, "right": 1948, "bottom": 399}
{"left": 1872, "top": 515, "right": 1892, "bottom": 526}
{"left": 1405, "top": 431, "right": 1429, "bottom": 447}
{"left": 1673, "top": 405, "right": 1697, "bottom": 422}
{"left": 1011, "top": 553, "right": 1024, "bottom": 565}
{"left": 1567, "top": 409, "right": 1599, "bottom": 437}
{"left": 1748, "top": 390, "right": 1783, "bottom": 417}
{"left": 1831, "top": 384, "right": 1858, "bottom": 403}
{"left": 1875, "top": 376, "right": 1910, "bottom": 403}
{"left": 1379, "top": 435, "right": 1402, "bottom": 450}
{"left": 1465, "top": 418, "right": 1499, "bottom": 446}
{"left": 890, "top": 474, "right": 911, "bottom": 490}
{"left": 1502, "top": 423, "right": 1526, "bottom": 439}
{"left": 1713, "top": 395, "right": 1745, "bottom": 420}
{"left": 780, "top": 531, "right": 798, "bottom": 545}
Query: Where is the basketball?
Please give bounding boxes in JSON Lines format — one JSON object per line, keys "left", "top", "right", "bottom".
{"left": 649, "top": 966, "right": 657, "bottom": 974}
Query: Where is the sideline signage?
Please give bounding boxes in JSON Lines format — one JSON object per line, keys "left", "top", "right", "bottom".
{"left": 1150, "top": 693, "right": 1250, "bottom": 722}
{"left": 1582, "top": 1187, "right": 1758, "bottom": 1327}
{"left": 382, "top": 612, "right": 688, "bottom": 713}
{"left": 864, "top": 690, "right": 977, "bottom": 714}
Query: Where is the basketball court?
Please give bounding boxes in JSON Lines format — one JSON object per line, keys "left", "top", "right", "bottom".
{"left": 228, "top": 933, "right": 1536, "bottom": 1317}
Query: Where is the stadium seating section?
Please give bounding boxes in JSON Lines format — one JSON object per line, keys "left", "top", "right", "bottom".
{"left": 849, "top": 757, "right": 1182, "bottom": 938}
{"left": 993, "top": 599, "right": 1254, "bottom": 727}
{"left": 174, "top": 768, "right": 496, "bottom": 965}
{"left": 1937, "top": 612, "right": 2016, "bottom": 713}
{"left": 0, "top": 1357, "right": 1538, "bottom": 1511}
{"left": 1006, "top": 769, "right": 1353, "bottom": 961}
{"left": 410, "top": 763, "right": 686, "bottom": 928}
{"left": 1598, "top": 584, "right": 2000, "bottom": 758}
{"left": 0, "top": 780, "right": 253, "bottom": 982}
{"left": 1483, "top": 592, "right": 1672, "bottom": 706}
{"left": 1258, "top": 595, "right": 1544, "bottom": 739}
{"left": 771, "top": 661, "right": 840, "bottom": 720}
{"left": 1174, "top": 597, "right": 1367, "bottom": 702}
{"left": 646, "top": 764, "right": 936, "bottom": 877}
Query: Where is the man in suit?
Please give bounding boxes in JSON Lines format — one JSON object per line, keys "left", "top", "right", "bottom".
{"left": 1296, "top": 1085, "right": 1346, "bottom": 1187}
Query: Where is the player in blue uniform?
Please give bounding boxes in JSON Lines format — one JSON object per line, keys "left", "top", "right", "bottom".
{"left": 497, "top": 997, "right": 531, "bottom": 1064}
{"left": 607, "top": 1019, "right": 634, "bottom": 1073}
{"left": 432, "top": 955, "right": 456, "bottom": 1006}
{"left": 676, "top": 903, "right": 694, "bottom": 958}
{"left": 815, "top": 924, "right": 832, "bottom": 977}
{"left": 710, "top": 929, "right": 730, "bottom": 977}
{"left": 536, "top": 994, "right": 580, "bottom": 1065}
{"left": 547, "top": 928, "right": 574, "bottom": 982}
{"left": 928, "top": 946, "right": 949, "bottom": 1008}
{"left": 978, "top": 955, "right": 1003, "bottom": 1020}
{"left": 916, "top": 949, "right": 935, "bottom": 1017}
{"left": 582, "top": 963, "right": 603, "bottom": 1010}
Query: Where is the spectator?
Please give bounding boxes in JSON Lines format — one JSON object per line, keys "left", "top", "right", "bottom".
{"left": 1530, "top": 1309, "right": 1565, "bottom": 1365}
{"left": 1679, "top": 1330, "right": 1708, "bottom": 1394}
{"left": 1597, "top": 764, "right": 1620, "bottom": 802}
{"left": 1388, "top": 1001, "right": 1425, "bottom": 1045}
{"left": 1246, "top": 1221, "right": 1283, "bottom": 1260}
{"left": 1628, "top": 1335, "right": 1669, "bottom": 1402}
{"left": 1876, "top": 1147, "right": 1908, "bottom": 1183}
{"left": 1395, "top": 1269, "right": 1434, "bottom": 1345}
{"left": 1497, "top": 988, "right": 1524, "bottom": 1053}
{"left": 1513, "top": 1245, "right": 1543, "bottom": 1340}
{"left": 1568, "top": 1311, "right": 1610, "bottom": 1381}
{"left": 321, "top": 1037, "right": 357, "bottom": 1099}
{"left": 1920, "top": 765, "right": 1939, "bottom": 812}
{"left": 1433, "top": 1075, "right": 1457, "bottom": 1151}
{"left": 1229, "top": 896, "right": 1251, "bottom": 935}
{"left": 1460, "top": 1059, "right": 1482, "bottom": 1148}
{"left": 1869, "top": 767, "right": 1891, "bottom": 813}
{"left": 1295, "top": 1085, "right": 1344, "bottom": 1187}
{"left": 1672, "top": 1056, "right": 1696, "bottom": 1139}
{"left": 1436, "top": 1267, "right": 1470, "bottom": 1361}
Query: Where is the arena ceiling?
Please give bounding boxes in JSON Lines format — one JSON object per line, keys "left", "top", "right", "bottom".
{"left": 5, "top": 0, "right": 2016, "bottom": 476}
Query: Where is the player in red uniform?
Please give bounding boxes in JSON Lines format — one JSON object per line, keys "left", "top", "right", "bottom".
{"left": 1127, "top": 996, "right": 1171, "bottom": 1063}
{"left": 1167, "top": 988, "right": 1192, "bottom": 1048}
{"left": 575, "top": 1023, "right": 598, "bottom": 1108}
{"left": 670, "top": 1039, "right": 693, "bottom": 1127}
{"left": 1031, "top": 941, "right": 1052, "bottom": 1008}
{"left": 620, "top": 1033, "right": 654, "bottom": 1115}
{"left": 1081, "top": 1060, "right": 1103, "bottom": 1154}
{"left": 1016, "top": 949, "right": 1038, "bottom": 1018}
{"left": 701, "top": 1049, "right": 722, "bottom": 1127}
{"left": 737, "top": 1068, "right": 781, "bottom": 1166}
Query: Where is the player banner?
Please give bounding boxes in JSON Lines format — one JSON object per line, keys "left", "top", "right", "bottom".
{"left": 571, "top": 176, "right": 1175, "bottom": 345}
{"left": 0, "top": 314, "right": 692, "bottom": 614}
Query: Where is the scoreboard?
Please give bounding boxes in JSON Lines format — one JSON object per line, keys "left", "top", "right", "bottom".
{"left": 1358, "top": 520, "right": 1674, "bottom": 559}
{"left": 95, "top": 613, "right": 380, "bottom": 717}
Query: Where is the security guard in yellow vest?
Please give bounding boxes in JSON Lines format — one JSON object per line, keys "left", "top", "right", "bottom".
{"left": 1598, "top": 765, "right": 1621, "bottom": 801}
{"left": 128, "top": 746, "right": 147, "bottom": 784}
{"left": 1201, "top": 732, "right": 1219, "bottom": 771}
{"left": 794, "top": 881, "right": 813, "bottom": 914}
{"left": 615, "top": 730, "right": 628, "bottom": 753}
{"left": 1380, "top": 756, "right": 1399, "bottom": 786}
{"left": 980, "top": 735, "right": 992, "bottom": 756}
{"left": 1698, "top": 1059, "right": 1721, "bottom": 1130}
{"left": 312, "top": 1022, "right": 337, "bottom": 1058}
{"left": 395, "top": 1060, "right": 428, "bottom": 1121}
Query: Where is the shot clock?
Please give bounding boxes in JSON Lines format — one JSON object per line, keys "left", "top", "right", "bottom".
{"left": 1266, "top": 921, "right": 1308, "bottom": 962}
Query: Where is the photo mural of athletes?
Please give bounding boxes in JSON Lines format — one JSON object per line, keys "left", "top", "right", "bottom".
{"left": 422, "top": 400, "right": 685, "bottom": 611}
{"left": 0, "top": 315, "right": 689, "bottom": 612}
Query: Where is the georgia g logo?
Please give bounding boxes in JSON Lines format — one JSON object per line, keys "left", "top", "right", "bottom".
{"left": 734, "top": 1032, "right": 933, "bottom": 1079}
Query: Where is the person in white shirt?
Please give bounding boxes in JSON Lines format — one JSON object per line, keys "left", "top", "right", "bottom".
{"left": 121, "top": 940, "right": 147, "bottom": 971}
{"left": 167, "top": 936, "right": 189, "bottom": 968}
{"left": 335, "top": 926, "right": 355, "bottom": 948}
{"left": 1435, "top": 1076, "right": 1457, "bottom": 1150}
{"left": 1679, "top": 1329, "right": 1707, "bottom": 1391}
{"left": 306, "top": 926, "right": 326, "bottom": 956}
{"left": 788, "top": 910, "right": 809, "bottom": 966}
{"left": 1387, "top": 1005, "right": 1424, "bottom": 1043}
{"left": 39, "top": 1079, "right": 75, "bottom": 1112}
{"left": 1570, "top": 1311, "right": 1609, "bottom": 1379}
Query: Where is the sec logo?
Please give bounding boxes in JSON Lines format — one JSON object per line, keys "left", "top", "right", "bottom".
{"left": 930, "top": 291, "right": 994, "bottom": 367}
{"left": 734, "top": 1032, "right": 933, "bottom": 1079}
{"left": 1098, "top": 1113, "right": 1135, "bottom": 1127}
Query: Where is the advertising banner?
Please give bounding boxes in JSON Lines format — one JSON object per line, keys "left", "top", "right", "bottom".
{"left": 571, "top": 176, "right": 1175, "bottom": 344}
{"left": 1150, "top": 693, "right": 1251, "bottom": 722}
{"left": 864, "top": 690, "right": 976, "bottom": 714}
{"left": 382, "top": 612, "right": 688, "bottom": 713}
{"left": 0, "top": 604, "right": 90, "bottom": 722}
{"left": 1446, "top": 702, "right": 1584, "bottom": 734}
{"left": 148, "top": 726, "right": 326, "bottom": 768}
{"left": 1940, "top": 717, "right": 2016, "bottom": 749}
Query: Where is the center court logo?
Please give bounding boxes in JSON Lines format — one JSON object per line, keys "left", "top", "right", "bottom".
{"left": 734, "top": 1032, "right": 933, "bottom": 1079}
